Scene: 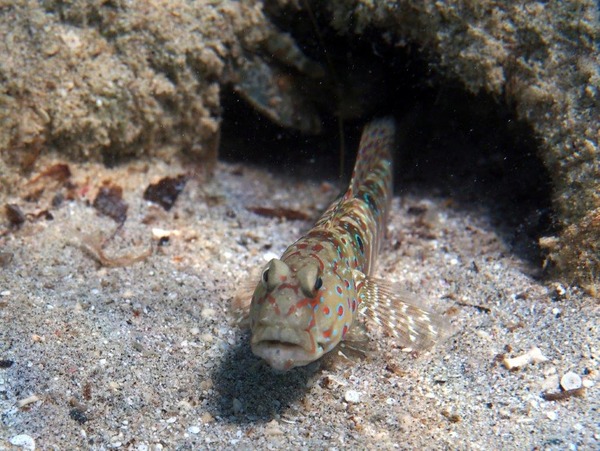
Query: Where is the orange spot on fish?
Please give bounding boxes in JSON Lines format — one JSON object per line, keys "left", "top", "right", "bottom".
{"left": 311, "top": 244, "right": 324, "bottom": 252}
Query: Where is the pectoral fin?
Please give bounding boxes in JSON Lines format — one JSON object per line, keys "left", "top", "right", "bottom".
{"left": 354, "top": 271, "right": 449, "bottom": 350}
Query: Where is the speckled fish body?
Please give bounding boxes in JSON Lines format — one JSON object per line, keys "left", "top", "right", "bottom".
{"left": 250, "top": 118, "right": 443, "bottom": 371}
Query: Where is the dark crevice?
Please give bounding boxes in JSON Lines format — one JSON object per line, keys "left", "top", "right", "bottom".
{"left": 219, "top": 7, "right": 555, "bottom": 268}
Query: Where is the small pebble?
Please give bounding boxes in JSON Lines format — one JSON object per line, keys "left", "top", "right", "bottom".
{"left": 502, "top": 346, "right": 548, "bottom": 369}
{"left": 546, "top": 411, "right": 558, "bottom": 420}
{"left": 560, "top": 372, "right": 582, "bottom": 391}
{"left": 143, "top": 175, "right": 187, "bottom": 211}
{"left": 9, "top": 434, "right": 35, "bottom": 450}
{"left": 344, "top": 390, "right": 361, "bottom": 403}
{"left": 5, "top": 204, "right": 26, "bottom": 227}
{"left": 200, "top": 333, "right": 214, "bottom": 343}
{"left": 201, "top": 412, "right": 214, "bottom": 423}
{"left": 201, "top": 308, "right": 216, "bottom": 319}
{"left": 199, "top": 379, "right": 213, "bottom": 391}
{"left": 264, "top": 419, "right": 284, "bottom": 436}
{"left": 93, "top": 185, "right": 128, "bottom": 223}
{"left": 0, "top": 253, "right": 13, "bottom": 268}
{"left": 541, "top": 374, "right": 560, "bottom": 391}
{"left": 188, "top": 426, "right": 200, "bottom": 434}
{"left": 151, "top": 228, "right": 180, "bottom": 239}
{"left": 499, "top": 408, "right": 511, "bottom": 419}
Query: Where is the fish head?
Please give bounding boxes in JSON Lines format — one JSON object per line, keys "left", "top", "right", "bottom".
{"left": 250, "top": 257, "right": 350, "bottom": 370}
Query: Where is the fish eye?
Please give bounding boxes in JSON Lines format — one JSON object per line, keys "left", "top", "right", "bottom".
{"left": 314, "top": 276, "right": 323, "bottom": 291}
{"left": 261, "top": 268, "right": 269, "bottom": 285}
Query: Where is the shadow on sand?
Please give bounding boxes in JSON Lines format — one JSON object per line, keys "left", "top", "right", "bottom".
{"left": 209, "top": 332, "right": 319, "bottom": 424}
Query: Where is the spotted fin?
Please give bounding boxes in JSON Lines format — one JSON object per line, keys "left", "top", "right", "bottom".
{"left": 354, "top": 271, "right": 448, "bottom": 350}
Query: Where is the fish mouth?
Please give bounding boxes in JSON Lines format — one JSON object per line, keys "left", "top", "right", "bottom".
{"left": 251, "top": 326, "right": 323, "bottom": 371}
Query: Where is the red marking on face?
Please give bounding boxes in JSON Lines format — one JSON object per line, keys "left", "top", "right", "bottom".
{"left": 279, "top": 275, "right": 287, "bottom": 282}
{"left": 323, "top": 327, "right": 333, "bottom": 338}
{"left": 342, "top": 324, "right": 348, "bottom": 338}
{"left": 311, "top": 243, "right": 324, "bottom": 252}
{"left": 337, "top": 305, "right": 344, "bottom": 316}
{"left": 266, "top": 295, "right": 281, "bottom": 315}
{"left": 309, "top": 254, "right": 325, "bottom": 271}
{"left": 296, "top": 298, "right": 311, "bottom": 308}
{"left": 307, "top": 330, "right": 317, "bottom": 353}
{"left": 285, "top": 250, "right": 302, "bottom": 260}
{"left": 323, "top": 306, "right": 330, "bottom": 316}
{"left": 336, "top": 286, "right": 343, "bottom": 295}
{"left": 286, "top": 297, "right": 313, "bottom": 317}
{"left": 344, "top": 280, "right": 350, "bottom": 288}
{"left": 296, "top": 243, "right": 309, "bottom": 249}
{"left": 278, "top": 283, "right": 300, "bottom": 294}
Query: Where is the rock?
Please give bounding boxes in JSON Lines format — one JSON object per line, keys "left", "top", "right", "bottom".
{"left": 344, "top": 390, "right": 361, "bottom": 404}
{"left": 560, "top": 372, "right": 582, "bottom": 391}
{"left": 9, "top": 434, "right": 35, "bottom": 450}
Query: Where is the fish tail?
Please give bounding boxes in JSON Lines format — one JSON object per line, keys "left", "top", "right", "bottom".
{"left": 347, "top": 117, "right": 395, "bottom": 205}
{"left": 344, "top": 117, "right": 395, "bottom": 263}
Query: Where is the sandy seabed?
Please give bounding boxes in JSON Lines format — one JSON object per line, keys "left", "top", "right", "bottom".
{"left": 0, "top": 153, "right": 598, "bottom": 450}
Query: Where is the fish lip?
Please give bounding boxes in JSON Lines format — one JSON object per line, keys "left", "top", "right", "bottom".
{"left": 251, "top": 326, "right": 312, "bottom": 351}
{"left": 251, "top": 326, "right": 323, "bottom": 370}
